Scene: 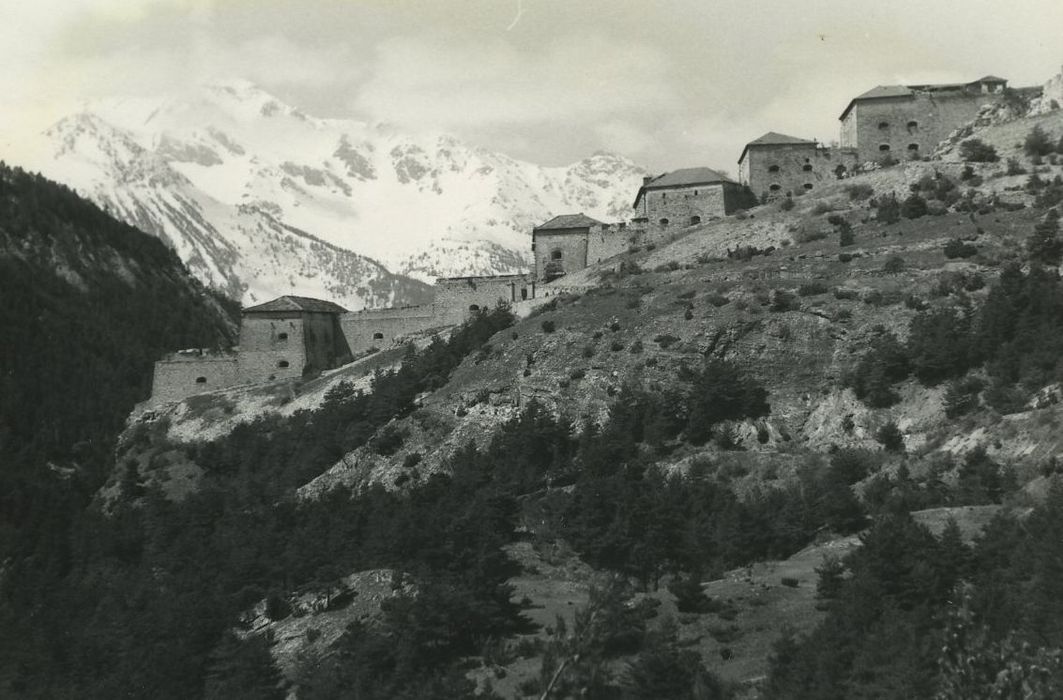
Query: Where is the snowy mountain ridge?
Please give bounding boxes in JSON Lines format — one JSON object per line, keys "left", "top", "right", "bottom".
{"left": 31, "top": 79, "right": 647, "bottom": 309}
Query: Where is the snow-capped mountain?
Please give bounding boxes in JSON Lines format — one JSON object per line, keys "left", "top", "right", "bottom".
{"left": 30, "top": 80, "right": 647, "bottom": 309}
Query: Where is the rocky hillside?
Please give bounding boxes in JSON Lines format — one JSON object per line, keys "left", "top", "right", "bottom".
{"left": 29, "top": 80, "right": 647, "bottom": 308}
{"left": 7, "top": 103, "right": 1063, "bottom": 698}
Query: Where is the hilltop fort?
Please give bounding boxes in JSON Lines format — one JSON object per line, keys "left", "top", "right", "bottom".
{"left": 148, "top": 71, "right": 1047, "bottom": 406}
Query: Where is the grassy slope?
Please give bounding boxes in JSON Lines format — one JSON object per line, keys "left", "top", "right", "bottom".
{"left": 117, "top": 109, "right": 1063, "bottom": 693}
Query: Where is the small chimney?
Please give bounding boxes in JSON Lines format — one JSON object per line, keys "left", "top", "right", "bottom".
{"left": 642, "top": 176, "right": 652, "bottom": 186}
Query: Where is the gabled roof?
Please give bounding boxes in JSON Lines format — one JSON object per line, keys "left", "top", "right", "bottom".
{"left": 839, "top": 85, "right": 914, "bottom": 120}
{"left": 738, "top": 132, "right": 816, "bottom": 164}
{"left": 533, "top": 213, "right": 604, "bottom": 231}
{"left": 839, "top": 76, "right": 1008, "bottom": 120}
{"left": 243, "top": 295, "right": 348, "bottom": 314}
{"left": 633, "top": 167, "right": 735, "bottom": 209}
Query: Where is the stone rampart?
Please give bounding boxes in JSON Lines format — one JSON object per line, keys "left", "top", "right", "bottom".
{"left": 237, "top": 315, "right": 310, "bottom": 383}
{"left": 150, "top": 350, "right": 240, "bottom": 406}
{"left": 434, "top": 274, "right": 535, "bottom": 325}
{"left": 340, "top": 305, "right": 440, "bottom": 355}
{"left": 637, "top": 182, "right": 733, "bottom": 225}
{"left": 843, "top": 91, "right": 1004, "bottom": 164}
{"left": 586, "top": 224, "right": 633, "bottom": 265}
{"left": 533, "top": 229, "right": 589, "bottom": 281}
{"left": 742, "top": 143, "right": 860, "bottom": 201}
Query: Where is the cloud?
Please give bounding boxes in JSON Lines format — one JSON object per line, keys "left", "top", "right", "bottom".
{"left": 350, "top": 34, "right": 677, "bottom": 130}
{"left": 594, "top": 121, "right": 655, "bottom": 156}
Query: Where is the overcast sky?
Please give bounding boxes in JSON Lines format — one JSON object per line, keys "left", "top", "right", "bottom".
{"left": 2, "top": 0, "right": 1062, "bottom": 171}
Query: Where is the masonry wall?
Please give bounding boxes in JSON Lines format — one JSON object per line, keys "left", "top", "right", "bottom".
{"left": 843, "top": 92, "right": 1004, "bottom": 164}
{"left": 586, "top": 225, "right": 632, "bottom": 266}
{"left": 636, "top": 182, "right": 732, "bottom": 225}
{"left": 302, "top": 312, "right": 351, "bottom": 371}
{"left": 434, "top": 275, "right": 535, "bottom": 324}
{"left": 742, "top": 144, "right": 860, "bottom": 201}
{"left": 150, "top": 354, "right": 240, "bottom": 406}
{"left": 532, "top": 229, "right": 589, "bottom": 281}
{"left": 238, "top": 314, "right": 310, "bottom": 382}
{"left": 340, "top": 306, "right": 440, "bottom": 355}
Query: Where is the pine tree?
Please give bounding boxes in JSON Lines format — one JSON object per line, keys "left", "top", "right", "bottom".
{"left": 1027, "top": 208, "right": 1062, "bottom": 265}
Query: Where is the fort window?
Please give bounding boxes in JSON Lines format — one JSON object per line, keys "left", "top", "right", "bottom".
{"left": 277, "top": 360, "right": 290, "bottom": 368}
{"left": 769, "top": 184, "right": 781, "bottom": 192}
{"left": 834, "top": 164, "right": 848, "bottom": 179}
{"left": 907, "top": 143, "right": 919, "bottom": 151}
{"left": 550, "top": 249, "right": 562, "bottom": 260}
{"left": 195, "top": 376, "right": 207, "bottom": 384}
{"left": 802, "top": 164, "right": 813, "bottom": 172}
{"left": 768, "top": 165, "right": 780, "bottom": 173}
{"left": 521, "top": 288, "right": 528, "bottom": 300}
{"left": 277, "top": 332, "right": 288, "bottom": 340}
{"left": 879, "top": 144, "right": 891, "bottom": 152}
{"left": 693, "top": 189, "right": 698, "bottom": 195}
{"left": 659, "top": 218, "right": 669, "bottom": 226}
{"left": 372, "top": 332, "right": 384, "bottom": 340}
{"left": 690, "top": 215, "right": 701, "bottom": 225}
{"left": 907, "top": 120, "right": 918, "bottom": 131}
{"left": 803, "top": 183, "right": 814, "bottom": 190}
{"left": 468, "top": 304, "right": 480, "bottom": 311}
{"left": 878, "top": 121, "right": 889, "bottom": 130}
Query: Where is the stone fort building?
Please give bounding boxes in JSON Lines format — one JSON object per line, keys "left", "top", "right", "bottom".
{"left": 531, "top": 214, "right": 632, "bottom": 282}
{"left": 738, "top": 132, "right": 859, "bottom": 202}
{"left": 151, "top": 296, "right": 351, "bottom": 405}
{"left": 150, "top": 162, "right": 748, "bottom": 406}
{"left": 839, "top": 75, "right": 1009, "bottom": 163}
{"left": 633, "top": 167, "right": 745, "bottom": 226}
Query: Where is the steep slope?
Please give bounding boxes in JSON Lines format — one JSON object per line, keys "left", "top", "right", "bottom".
{"left": 12, "top": 132, "right": 1063, "bottom": 697}
{"left": 30, "top": 80, "right": 647, "bottom": 306}
{"left": 0, "top": 162, "right": 237, "bottom": 485}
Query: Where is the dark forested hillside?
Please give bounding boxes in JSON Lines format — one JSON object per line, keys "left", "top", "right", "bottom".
{"left": 0, "top": 160, "right": 237, "bottom": 567}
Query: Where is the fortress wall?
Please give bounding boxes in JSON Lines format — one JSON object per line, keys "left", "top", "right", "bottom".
{"left": 743, "top": 144, "right": 859, "bottom": 201}
{"left": 847, "top": 92, "right": 1003, "bottom": 164}
{"left": 638, "top": 182, "right": 733, "bottom": 225}
{"left": 237, "top": 315, "right": 309, "bottom": 382}
{"left": 150, "top": 354, "right": 240, "bottom": 406}
{"left": 301, "top": 311, "right": 350, "bottom": 371}
{"left": 533, "top": 229, "right": 589, "bottom": 280}
{"left": 238, "top": 349, "right": 307, "bottom": 383}
{"left": 435, "top": 275, "right": 534, "bottom": 325}
{"left": 586, "top": 225, "right": 632, "bottom": 265}
{"left": 340, "top": 306, "right": 440, "bottom": 355}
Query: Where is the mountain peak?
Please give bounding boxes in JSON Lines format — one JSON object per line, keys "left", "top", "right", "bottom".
{"left": 34, "top": 84, "right": 648, "bottom": 308}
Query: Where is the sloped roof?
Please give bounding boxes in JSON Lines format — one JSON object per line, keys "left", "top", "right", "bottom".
{"left": 533, "top": 213, "right": 605, "bottom": 231}
{"left": 243, "top": 295, "right": 348, "bottom": 314}
{"left": 839, "top": 84, "right": 915, "bottom": 120}
{"left": 633, "top": 167, "right": 735, "bottom": 209}
{"left": 839, "top": 76, "right": 1008, "bottom": 120}
{"left": 738, "top": 132, "right": 815, "bottom": 164}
